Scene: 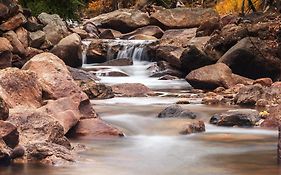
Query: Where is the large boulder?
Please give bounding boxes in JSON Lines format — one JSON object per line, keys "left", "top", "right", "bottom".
{"left": 51, "top": 33, "right": 82, "bottom": 68}
{"left": 0, "top": 13, "right": 26, "bottom": 31}
{"left": 210, "top": 109, "right": 260, "bottom": 127}
{"left": 69, "top": 118, "right": 124, "bottom": 138}
{"left": 185, "top": 63, "right": 251, "bottom": 90}
{"left": 161, "top": 28, "right": 197, "bottom": 45}
{"left": 157, "top": 104, "right": 197, "bottom": 119}
{"left": 88, "top": 9, "right": 151, "bottom": 33}
{"left": 86, "top": 39, "right": 107, "bottom": 64}
{"left": 218, "top": 37, "right": 281, "bottom": 80}
{"left": 37, "top": 13, "right": 69, "bottom": 46}
{"left": 8, "top": 107, "right": 71, "bottom": 149}
{"left": 150, "top": 7, "right": 219, "bottom": 29}
{"left": 0, "top": 68, "right": 42, "bottom": 108}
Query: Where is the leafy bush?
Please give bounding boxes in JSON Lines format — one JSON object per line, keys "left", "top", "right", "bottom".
{"left": 19, "top": 0, "right": 85, "bottom": 19}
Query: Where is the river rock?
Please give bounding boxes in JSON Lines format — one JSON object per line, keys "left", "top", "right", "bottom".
{"left": 51, "top": 33, "right": 82, "bottom": 68}
{"left": 3, "top": 31, "right": 26, "bottom": 56}
{"left": 0, "top": 121, "right": 18, "bottom": 148}
{"left": 111, "top": 83, "right": 154, "bottom": 97}
{"left": 68, "top": 67, "right": 99, "bottom": 82}
{"left": 38, "top": 12, "right": 69, "bottom": 46}
{"left": 158, "top": 105, "right": 197, "bottom": 119}
{"left": 8, "top": 107, "right": 71, "bottom": 149}
{"left": 0, "top": 37, "right": 13, "bottom": 52}
{"left": 83, "top": 22, "right": 100, "bottom": 38}
{"left": 0, "top": 68, "right": 42, "bottom": 108}
{"left": 179, "top": 120, "right": 205, "bottom": 135}
{"left": 185, "top": 63, "right": 251, "bottom": 90}
{"left": 89, "top": 9, "right": 151, "bottom": 33}
{"left": 70, "top": 118, "right": 124, "bottom": 138}
{"left": 154, "top": 45, "right": 184, "bottom": 69}
{"left": 218, "top": 37, "right": 281, "bottom": 80}
{"left": 0, "top": 51, "right": 12, "bottom": 69}
{"left": 24, "top": 16, "right": 44, "bottom": 32}
{"left": 0, "top": 139, "right": 11, "bottom": 165}
{"left": 161, "top": 28, "right": 197, "bottom": 45}
{"left": 253, "top": 78, "right": 273, "bottom": 87}
{"left": 99, "top": 29, "right": 122, "bottom": 39}
{"left": 0, "top": 13, "right": 26, "bottom": 31}
{"left": 15, "top": 27, "right": 29, "bottom": 48}
{"left": 69, "top": 27, "right": 89, "bottom": 39}
{"left": 29, "top": 30, "right": 46, "bottom": 48}
{"left": 80, "top": 81, "right": 114, "bottom": 99}
{"left": 210, "top": 109, "right": 260, "bottom": 127}
{"left": 234, "top": 84, "right": 266, "bottom": 106}
{"left": 0, "top": 96, "right": 9, "bottom": 120}
{"left": 150, "top": 7, "right": 219, "bottom": 29}
{"left": 99, "top": 58, "right": 133, "bottom": 66}
{"left": 122, "top": 25, "right": 164, "bottom": 39}
{"left": 128, "top": 34, "right": 157, "bottom": 40}
{"left": 25, "top": 142, "right": 74, "bottom": 165}
{"left": 86, "top": 39, "right": 107, "bottom": 64}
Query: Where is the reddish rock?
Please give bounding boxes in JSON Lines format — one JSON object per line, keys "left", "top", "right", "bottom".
{"left": 0, "top": 13, "right": 26, "bottom": 31}
{"left": 70, "top": 118, "right": 124, "bottom": 138}
{"left": 0, "top": 37, "right": 13, "bottom": 52}
{"left": 179, "top": 120, "right": 205, "bottom": 135}
{"left": 100, "top": 29, "right": 122, "bottom": 39}
{"left": 111, "top": 83, "right": 154, "bottom": 97}
{"left": 70, "top": 27, "right": 89, "bottom": 39}
{"left": 0, "top": 120, "right": 19, "bottom": 148}
{"left": 261, "top": 116, "right": 279, "bottom": 129}
{"left": 3, "top": 31, "right": 26, "bottom": 56}
{"left": 0, "top": 97, "right": 9, "bottom": 120}
{"left": 99, "top": 58, "right": 133, "bottom": 66}
{"left": 0, "top": 51, "right": 12, "bottom": 69}
{"left": 151, "top": 7, "right": 219, "bottom": 29}
{"left": 253, "top": 78, "right": 273, "bottom": 87}
{"left": 80, "top": 81, "right": 114, "bottom": 99}
{"left": 122, "top": 25, "right": 164, "bottom": 39}
{"left": 15, "top": 27, "right": 29, "bottom": 48}
{"left": 161, "top": 28, "right": 197, "bottom": 45}
{"left": 0, "top": 68, "right": 42, "bottom": 108}
{"left": 51, "top": 33, "right": 82, "bottom": 68}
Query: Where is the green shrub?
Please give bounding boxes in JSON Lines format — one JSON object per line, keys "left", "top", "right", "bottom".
{"left": 19, "top": 0, "right": 85, "bottom": 20}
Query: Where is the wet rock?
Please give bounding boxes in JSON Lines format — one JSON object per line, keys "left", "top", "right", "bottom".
{"left": 26, "top": 142, "right": 74, "bottom": 165}
{"left": 8, "top": 107, "right": 71, "bottom": 149}
{"left": 89, "top": 9, "right": 151, "bottom": 33}
{"left": 0, "top": 13, "right": 26, "bottom": 31}
{"left": 210, "top": 109, "right": 260, "bottom": 127}
{"left": 150, "top": 69, "right": 183, "bottom": 78}
{"left": 179, "top": 120, "right": 205, "bottom": 135}
{"left": 80, "top": 81, "right": 114, "bottom": 99}
{"left": 253, "top": 78, "right": 273, "bottom": 87}
{"left": 29, "top": 30, "right": 46, "bottom": 48}
{"left": 3, "top": 31, "right": 26, "bottom": 56}
{"left": 186, "top": 63, "right": 251, "bottom": 90}
{"left": 0, "top": 37, "right": 13, "bottom": 52}
{"left": 111, "top": 83, "right": 154, "bottom": 97}
{"left": 157, "top": 105, "right": 197, "bottom": 119}
{"left": 0, "top": 121, "right": 18, "bottom": 148}
{"left": 234, "top": 84, "right": 266, "bottom": 106}
{"left": 97, "top": 70, "right": 129, "bottom": 77}
{"left": 158, "top": 75, "right": 179, "bottom": 80}
{"left": 150, "top": 7, "right": 219, "bottom": 29}
{"left": 15, "top": 27, "right": 29, "bottom": 48}
{"left": 38, "top": 12, "right": 69, "bottom": 46}
{"left": 24, "top": 16, "right": 44, "bottom": 32}
{"left": 0, "top": 68, "right": 42, "bottom": 108}
{"left": 86, "top": 39, "right": 107, "bottom": 64}
{"left": 0, "top": 139, "right": 11, "bottom": 166}
{"left": 70, "top": 118, "right": 124, "bottom": 138}
{"left": 218, "top": 37, "right": 281, "bottom": 80}
{"left": 51, "top": 33, "right": 82, "bottom": 68}
{"left": 154, "top": 45, "right": 184, "bottom": 69}
{"left": 122, "top": 25, "right": 164, "bottom": 39}
{"left": 99, "top": 58, "right": 133, "bottom": 66}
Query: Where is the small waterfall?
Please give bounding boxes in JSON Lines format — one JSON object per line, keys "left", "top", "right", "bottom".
{"left": 81, "top": 40, "right": 92, "bottom": 65}
{"left": 109, "top": 40, "right": 155, "bottom": 62}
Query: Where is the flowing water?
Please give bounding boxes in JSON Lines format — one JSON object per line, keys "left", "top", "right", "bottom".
{"left": 1, "top": 40, "right": 281, "bottom": 175}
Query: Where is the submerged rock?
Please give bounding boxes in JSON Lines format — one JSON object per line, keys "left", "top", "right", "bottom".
{"left": 210, "top": 109, "right": 260, "bottom": 127}
{"left": 179, "top": 120, "right": 205, "bottom": 135}
{"left": 111, "top": 83, "right": 154, "bottom": 97}
{"left": 157, "top": 105, "right": 197, "bottom": 119}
